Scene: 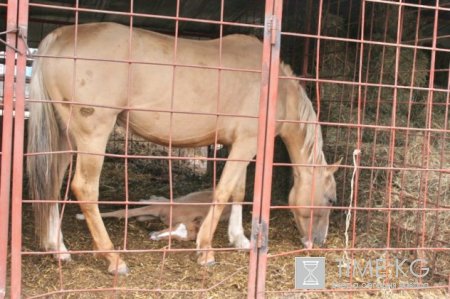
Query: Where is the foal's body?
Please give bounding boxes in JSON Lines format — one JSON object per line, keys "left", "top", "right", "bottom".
{"left": 76, "top": 191, "right": 231, "bottom": 242}
{"left": 28, "top": 23, "right": 340, "bottom": 274}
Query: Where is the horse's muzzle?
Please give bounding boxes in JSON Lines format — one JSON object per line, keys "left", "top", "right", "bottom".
{"left": 301, "top": 234, "right": 327, "bottom": 249}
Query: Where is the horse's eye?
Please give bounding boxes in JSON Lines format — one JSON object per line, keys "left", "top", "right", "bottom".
{"left": 328, "top": 197, "right": 336, "bottom": 205}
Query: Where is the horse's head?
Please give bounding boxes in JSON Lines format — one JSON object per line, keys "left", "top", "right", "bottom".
{"left": 289, "top": 159, "right": 341, "bottom": 249}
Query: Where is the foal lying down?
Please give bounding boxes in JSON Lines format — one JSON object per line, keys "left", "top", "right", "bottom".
{"left": 76, "top": 191, "right": 232, "bottom": 242}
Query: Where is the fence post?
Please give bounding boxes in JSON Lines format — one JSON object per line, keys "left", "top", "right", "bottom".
{"left": 9, "top": 0, "right": 29, "bottom": 298}
{"left": 0, "top": 1, "right": 19, "bottom": 297}
{"left": 247, "top": 0, "right": 283, "bottom": 298}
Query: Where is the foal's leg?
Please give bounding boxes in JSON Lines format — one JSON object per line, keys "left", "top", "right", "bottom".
{"left": 76, "top": 204, "right": 164, "bottom": 220}
{"left": 149, "top": 222, "right": 191, "bottom": 241}
{"left": 70, "top": 116, "right": 128, "bottom": 274}
{"left": 196, "top": 138, "right": 256, "bottom": 265}
{"left": 228, "top": 171, "right": 250, "bottom": 249}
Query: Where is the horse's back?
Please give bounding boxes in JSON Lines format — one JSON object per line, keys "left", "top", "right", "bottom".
{"left": 35, "top": 23, "right": 266, "bottom": 146}
{"left": 37, "top": 23, "right": 134, "bottom": 115}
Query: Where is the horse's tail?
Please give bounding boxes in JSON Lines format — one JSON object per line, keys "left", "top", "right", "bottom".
{"left": 27, "top": 32, "right": 68, "bottom": 248}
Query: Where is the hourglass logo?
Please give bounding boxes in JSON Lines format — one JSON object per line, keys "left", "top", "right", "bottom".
{"left": 295, "top": 257, "right": 325, "bottom": 289}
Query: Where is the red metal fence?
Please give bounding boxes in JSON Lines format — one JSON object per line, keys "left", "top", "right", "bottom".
{"left": 1, "top": 0, "right": 449, "bottom": 298}
{"left": 0, "top": 1, "right": 17, "bottom": 297}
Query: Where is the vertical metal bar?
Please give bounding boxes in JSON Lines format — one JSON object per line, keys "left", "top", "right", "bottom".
{"left": 398, "top": 0, "right": 422, "bottom": 249}
{"left": 301, "top": 0, "right": 313, "bottom": 81}
{"left": 10, "top": 0, "right": 29, "bottom": 297}
{"left": 247, "top": 0, "right": 283, "bottom": 298}
{"left": 0, "top": 0, "right": 18, "bottom": 297}
{"left": 247, "top": 0, "right": 274, "bottom": 296}
{"left": 419, "top": 0, "right": 440, "bottom": 273}
{"left": 256, "top": 3, "right": 283, "bottom": 297}
{"left": 347, "top": 0, "right": 366, "bottom": 289}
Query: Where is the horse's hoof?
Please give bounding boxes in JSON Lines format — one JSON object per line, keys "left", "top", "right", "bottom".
{"left": 232, "top": 236, "right": 251, "bottom": 249}
{"left": 301, "top": 237, "right": 313, "bottom": 250}
{"left": 108, "top": 263, "right": 129, "bottom": 276}
{"left": 54, "top": 252, "right": 72, "bottom": 262}
{"left": 149, "top": 231, "right": 160, "bottom": 241}
{"left": 197, "top": 252, "right": 215, "bottom": 266}
{"left": 204, "top": 260, "right": 216, "bottom": 267}
{"left": 75, "top": 213, "right": 85, "bottom": 220}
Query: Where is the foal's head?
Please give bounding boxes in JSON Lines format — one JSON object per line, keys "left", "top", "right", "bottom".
{"left": 289, "top": 159, "right": 341, "bottom": 249}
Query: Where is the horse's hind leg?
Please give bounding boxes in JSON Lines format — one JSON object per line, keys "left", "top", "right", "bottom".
{"left": 70, "top": 112, "right": 128, "bottom": 275}
{"left": 228, "top": 171, "right": 250, "bottom": 249}
{"left": 47, "top": 203, "right": 71, "bottom": 261}
{"left": 45, "top": 138, "right": 72, "bottom": 261}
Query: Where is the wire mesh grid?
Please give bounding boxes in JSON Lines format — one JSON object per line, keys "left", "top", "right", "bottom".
{"left": 265, "top": 0, "right": 450, "bottom": 298}
{"left": 0, "top": 0, "right": 448, "bottom": 298}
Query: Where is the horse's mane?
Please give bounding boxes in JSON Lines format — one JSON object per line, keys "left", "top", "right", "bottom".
{"left": 281, "top": 63, "right": 326, "bottom": 166}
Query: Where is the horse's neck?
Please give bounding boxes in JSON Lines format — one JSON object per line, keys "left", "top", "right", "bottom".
{"left": 279, "top": 83, "right": 325, "bottom": 178}
{"left": 281, "top": 128, "right": 323, "bottom": 175}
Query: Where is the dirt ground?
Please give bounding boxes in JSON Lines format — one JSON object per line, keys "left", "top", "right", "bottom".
{"left": 17, "top": 203, "right": 449, "bottom": 298}
{"left": 20, "top": 202, "right": 251, "bottom": 298}
{"left": 10, "top": 135, "right": 450, "bottom": 298}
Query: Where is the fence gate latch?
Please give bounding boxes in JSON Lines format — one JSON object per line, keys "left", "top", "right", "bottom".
{"left": 267, "top": 15, "right": 279, "bottom": 45}
{"left": 254, "top": 221, "right": 268, "bottom": 250}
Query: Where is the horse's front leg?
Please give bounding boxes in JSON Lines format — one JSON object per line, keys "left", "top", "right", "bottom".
{"left": 228, "top": 170, "right": 250, "bottom": 249}
{"left": 196, "top": 138, "right": 256, "bottom": 265}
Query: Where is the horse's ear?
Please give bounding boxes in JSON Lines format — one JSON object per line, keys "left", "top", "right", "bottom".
{"left": 327, "top": 158, "right": 342, "bottom": 174}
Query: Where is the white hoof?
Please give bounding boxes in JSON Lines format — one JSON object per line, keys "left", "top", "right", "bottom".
{"left": 231, "top": 235, "right": 251, "bottom": 249}
{"left": 301, "top": 237, "right": 313, "bottom": 249}
{"left": 48, "top": 241, "right": 71, "bottom": 261}
{"left": 53, "top": 252, "right": 72, "bottom": 262}
{"left": 75, "top": 213, "right": 85, "bottom": 220}
{"left": 149, "top": 231, "right": 161, "bottom": 241}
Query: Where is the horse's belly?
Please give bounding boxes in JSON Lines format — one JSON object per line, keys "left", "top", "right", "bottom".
{"left": 126, "top": 111, "right": 223, "bottom": 147}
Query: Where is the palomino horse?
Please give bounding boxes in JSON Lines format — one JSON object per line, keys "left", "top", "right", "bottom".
{"left": 75, "top": 190, "right": 231, "bottom": 242}
{"left": 27, "top": 23, "right": 340, "bottom": 274}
